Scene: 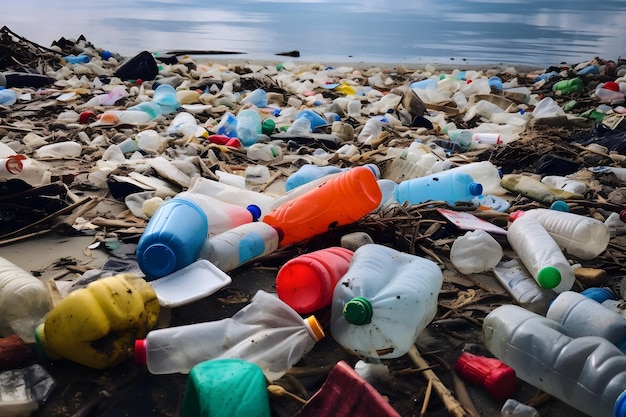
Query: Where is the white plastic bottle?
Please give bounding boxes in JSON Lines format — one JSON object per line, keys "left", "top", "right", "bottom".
{"left": 506, "top": 214, "right": 575, "bottom": 293}
{"left": 540, "top": 175, "right": 588, "bottom": 195}
{"left": 134, "top": 290, "right": 325, "bottom": 382}
{"left": 450, "top": 230, "right": 503, "bottom": 274}
{"left": 483, "top": 304, "right": 626, "bottom": 417}
{"left": 547, "top": 290, "right": 626, "bottom": 352}
{"left": 330, "top": 244, "right": 443, "bottom": 359}
{"left": 0, "top": 256, "right": 53, "bottom": 342}
{"left": 198, "top": 221, "right": 281, "bottom": 272}
{"left": 442, "top": 161, "right": 508, "bottom": 195}
{"left": 516, "top": 208, "right": 610, "bottom": 260}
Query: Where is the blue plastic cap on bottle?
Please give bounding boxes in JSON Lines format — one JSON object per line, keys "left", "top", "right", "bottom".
{"left": 614, "top": 389, "right": 626, "bottom": 417}
{"left": 139, "top": 243, "right": 178, "bottom": 280}
{"left": 550, "top": 200, "right": 570, "bottom": 212}
{"left": 580, "top": 287, "right": 616, "bottom": 303}
{"left": 247, "top": 204, "right": 262, "bottom": 222}
{"left": 469, "top": 182, "right": 483, "bottom": 196}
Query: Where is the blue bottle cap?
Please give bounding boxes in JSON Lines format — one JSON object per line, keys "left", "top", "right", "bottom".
{"left": 550, "top": 200, "right": 570, "bottom": 212}
{"left": 580, "top": 287, "right": 616, "bottom": 303}
{"left": 247, "top": 204, "right": 262, "bottom": 222}
{"left": 469, "top": 182, "right": 483, "bottom": 196}
{"left": 139, "top": 243, "right": 177, "bottom": 280}
{"left": 615, "top": 388, "right": 626, "bottom": 417}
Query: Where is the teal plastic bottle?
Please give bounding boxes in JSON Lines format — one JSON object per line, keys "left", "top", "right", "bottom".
{"left": 395, "top": 171, "right": 482, "bottom": 206}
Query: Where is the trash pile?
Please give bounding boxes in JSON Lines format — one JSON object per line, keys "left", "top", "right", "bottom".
{"left": 1, "top": 27, "right": 626, "bottom": 417}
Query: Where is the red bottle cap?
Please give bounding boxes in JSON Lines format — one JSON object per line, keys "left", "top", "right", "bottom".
{"left": 603, "top": 81, "right": 620, "bottom": 92}
{"left": 454, "top": 351, "right": 517, "bottom": 400}
{"left": 508, "top": 210, "right": 525, "bottom": 222}
{"left": 79, "top": 110, "right": 96, "bottom": 124}
{"left": 620, "top": 209, "right": 626, "bottom": 223}
{"left": 134, "top": 339, "right": 147, "bottom": 365}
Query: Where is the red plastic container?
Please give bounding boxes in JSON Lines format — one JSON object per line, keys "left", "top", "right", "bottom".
{"left": 276, "top": 247, "right": 353, "bottom": 314}
{"left": 454, "top": 351, "right": 517, "bottom": 400}
{"left": 262, "top": 166, "right": 382, "bottom": 246}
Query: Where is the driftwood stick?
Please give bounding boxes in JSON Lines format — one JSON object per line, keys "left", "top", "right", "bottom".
{"left": 408, "top": 345, "right": 473, "bottom": 417}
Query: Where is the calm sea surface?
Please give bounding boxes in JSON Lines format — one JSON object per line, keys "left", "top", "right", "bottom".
{"left": 5, "top": 0, "right": 626, "bottom": 67}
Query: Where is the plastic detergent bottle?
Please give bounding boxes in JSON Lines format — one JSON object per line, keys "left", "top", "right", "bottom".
{"left": 263, "top": 166, "right": 382, "bottom": 247}
{"left": 330, "top": 244, "right": 443, "bottom": 359}
{"left": 483, "top": 304, "right": 626, "bottom": 417}
{"left": 35, "top": 274, "right": 160, "bottom": 369}
{"left": 135, "top": 290, "right": 324, "bottom": 382}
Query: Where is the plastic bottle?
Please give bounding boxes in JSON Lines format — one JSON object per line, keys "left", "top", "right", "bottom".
{"left": 0, "top": 257, "right": 52, "bottom": 343}
{"left": 357, "top": 117, "right": 386, "bottom": 144}
{"left": 216, "top": 112, "right": 238, "bottom": 137}
{"left": 540, "top": 175, "right": 588, "bottom": 194}
{"left": 295, "top": 109, "right": 328, "bottom": 131}
{"left": 246, "top": 142, "right": 283, "bottom": 163}
{"left": 134, "top": 290, "right": 325, "bottom": 382}
{"left": 182, "top": 359, "right": 270, "bottom": 417}
{"left": 483, "top": 304, "right": 626, "bottom": 417}
{"left": 276, "top": 247, "right": 354, "bottom": 314}
{"left": 514, "top": 208, "right": 610, "bottom": 260}
{"left": 506, "top": 214, "right": 575, "bottom": 293}
{"left": 241, "top": 88, "right": 269, "bottom": 108}
{"left": 136, "top": 197, "right": 209, "bottom": 280}
{"left": 35, "top": 274, "right": 160, "bottom": 369}
{"left": 330, "top": 244, "right": 443, "bottom": 359}
{"left": 262, "top": 166, "right": 382, "bottom": 246}
{"left": 33, "top": 141, "right": 82, "bottom": 159}
{"left": 500, "top": 399, "right": 539, "bottom": 417}
{"left": 91, "top": 109, "right": 153, "bottom": 126}
{"left": 284, "top": 164, "right": 345, "bottom": 192}
{"left": 491, "top": 258, "right": 556, "bottom": 315}
{"left": 500, "top": 173, "right": 583, "bottom": 206}
{"left": 152, "top": 84, "right": 180, "bottom": 115}
{"left": 236, "top": 108, "right": 262, "bottom": 146}
{"left": 0, "top": 89, "right": 18, "bottom": 106}
{"left": 546, "top": 290, "right": 626, "bottom": 352}
{"left": 447, "top": 130, "right": 473, "bottom": 150}
{"left": 450, "top": 230, "right": 503, "bottom": 274}
{"left": 395, "top": 171, "right": 483, "bottom": 206}
{"left": 198, "top": 221, "right": 281, "bottom": 273}
{"left": 176, "top": 191, "right": 261, "bottom": 236}
{"left": 552, "top": 77, "right": 583, "bottom": 94}
{"left": 0, "top": 364, "right": 56, "bottom": 417}
{"left": 166, "top": 111, "right": 201, "bottom": 138}
{"left": 605, "top": 211, "right": 626, "bottom": 237}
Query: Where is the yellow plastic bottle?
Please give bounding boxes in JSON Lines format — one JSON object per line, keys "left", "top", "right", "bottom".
{"left": 35, "top": 274, "right": 160, "bottom": 369}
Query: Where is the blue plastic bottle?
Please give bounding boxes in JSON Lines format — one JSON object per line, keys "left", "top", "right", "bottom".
{"left": 216, "top": 112, "right": 238, "bottom": 138}
{"left": 136, "top": 198, "right": 209, "bottom": 280}
{"left": 236, "top": 109, "right": 262, "bottom": 146}
{"left": 285, "top": 164, "right": 345, "bottom": 192}
{"left": 395, "top": 171, "right": 483, "bottom": 206}
{"left": 295, "top": 109, "right": 328, "bottom": 131}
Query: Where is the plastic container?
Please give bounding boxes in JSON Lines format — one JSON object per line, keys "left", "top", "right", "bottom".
{"left": 605, "top": 211, "right": 626, "bottom": 237}
{"left": 0, "top": 256, "right": 52, "bottom": 343}
{"left": 182, "top": 359, "right": 270, "bottom": 417}
{"left": 0, "top": 89, "right": 18, "bottom": 106}
{"left": 395, "top": 171, "right": 483, "bottom": 206}
{"left": 547, "top": 290, "right": 626, "bottom": 352}
{"left": 236, "top": 108, "right": 262, "bottom": 146}
{"left": 216, "top": 112, "right": 238, "bottom": 137}
{"left": 540, "top": 175, "right": 588, "bottom": 194}
{"left": 276, "top": 247, "right": 354, "bottom": 314}
{"left": 33, "top": 141, "right": 82, "bottom": 159}
{"left": 241, "top": 88, "right": 269, "bottom": 108}
{"left": 552, "top": 77, "right": 583, "bottom": 93}
{"left": 491, "top": 258, "right": 556, "bottom": 315}
{"left": 447, "top": 130, "right": 473, "bottom": 150}
{"left": 330, "top": 244, "right": 443, "bottom": 359}
{"left": 263, "top": 166, "right": 382, "bottom": 247}
{"left": 285, "top": 164, "right": 345, "bottom": 192}
{"left": 472, "top": 132, "right": 502, "bottom": 145}
{"left": 483, "top": 304, "right": 626, "bottom": 417}
{"left": 198, "top": 221, "right": 281, "bottom": 273}
{"left": 246, "top": 142, "right": 283, "bottom": 163}
{"left": 506, "top": 214, "right": 575, "bottom": 293}
{"left": 35, "top": 274, "right": 160, "bottom": 369}
{"left": 501, "top": 399, "right": 539, "bottom": 417}
{"left": 450, "top": 230, "right": 503, "bottom": 274}
{"left": 134, "top": 290, "right": 325, "bottom": 382}
{"left": 0, "top": 155, "right": 24, "bottom": 177}
{"left": 176, "top": 191, "right": 261, "bottom": 236}
{"left": 295, "top": 109, "right": 328, "bottom": 131}
{"left": 0, "top": 364, "right": 56, "bottom": 417}
{"left": 500, "top": 174, "right": 584, "bottom": 205}
{"left": 152, "top": 84, "right": 180, "bottom": 115}
{"left": 357, "top": 117, "right": 386, "bottom": 144}
{"left": 454, "top": 351, "right": 517, "bottom": 400}
{"left": 166, "top": 111, "right": 200, "bottom": 138}
{"left": 515, "top": 208, "right": 610, "bottom": 260}
{"left": 136, "top": 197, "right": 209, "bottom": 280}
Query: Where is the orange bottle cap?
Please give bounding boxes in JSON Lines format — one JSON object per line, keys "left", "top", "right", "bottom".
{"left": 304, "top": 316, "right": 325, "bottom": 341}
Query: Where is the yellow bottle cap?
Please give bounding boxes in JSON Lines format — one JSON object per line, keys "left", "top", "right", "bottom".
{"left": 304, "top": 315, "right": 325, "bottom": 341}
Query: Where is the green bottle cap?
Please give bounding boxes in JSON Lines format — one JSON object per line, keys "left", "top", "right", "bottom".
{"left": 261, "top": 119, "right": 275, "bottom": 135}
{"left": 343, "top": 297, "right": 373, "bottom": 325}
{"left": 537, "top": 266, "right": 561, "bottom": 289}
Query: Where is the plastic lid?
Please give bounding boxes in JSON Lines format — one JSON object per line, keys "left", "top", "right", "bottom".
{"left": 620, "top": 209, "right": 626, "bottom": 223}
{"left": 454, "top": 352, "right": 517, "bottom": 401}
{"left": 550, "top": 200, "right": 570, "bottom": 212}
{"left": 537, "top": 266, "right": 561, "bottom": 289}
{"left": 604, "top": 81, "right": 620, "bottom": 92}
{"left": 468, "top": 182, "right": 483, "bottom": 196}
{"left": 304, "top": 316, "right": 325, "bottom": 341}
{"left": 261, "top": 118, "right": 275, "bottom": 135}
{"left": 343, "top": 297, "right": 373, "bottom": 325}
{"left": 134, "top": 339, "right": 147, "bottom": 364}
{"left": 139, "top": 244, "right": 177, "bottom": 279}
{"left": 246, "top": 204, "right": 262, "bottom": 222}
{"left": 615, "top": 389, "right": 626, "bottom": 417}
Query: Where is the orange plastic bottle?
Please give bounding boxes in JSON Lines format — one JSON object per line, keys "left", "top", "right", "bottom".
{"left": 262, "top": 166, "right": 381, "bottom": 246}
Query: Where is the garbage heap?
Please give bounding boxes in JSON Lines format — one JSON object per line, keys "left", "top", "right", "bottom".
{"left": 1, "top": 28, "right": 626, "bottom": 417}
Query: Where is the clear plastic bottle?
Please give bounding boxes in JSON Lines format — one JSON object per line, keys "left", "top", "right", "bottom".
{"left": 516, "top": 208, "right": 610, "bottom": 260}
{"left": 547, "top": 290, "right": 626, "bottom": 352}
{"left": 491, "top": 258, "right": 556, "bottom": 315}
{"left": 262, "top": 166, "right": 382, "bottom": 247}
{"left": 0, "top": 257, "right": 52, "bottom": 343}
{"left": 152, "top": 84, "right": 181, "bottom": 115}
{"left": 483, "top": 304, "right": 626, "bottom": 417}
{"left": 198, "top": 221, "right": 281, "bottom": 273}
{"left": 450, "top": 230, "right": 503, "bottom": 274}
{"left": 330, "top": 244, "right": 443, "bottom": 359}
{"left": 395, "top": 171, "right": 483, "bottom": 206}
{"left": 276, "top": 247, "right": 354, "bottom": 314}
{"left": 506, "top": 214, "right": 575, "bottom": 293}
{"left": 236, "top": 108, "right": 262, "bottom": 146}
{"left": 134, "top": 290, "right": 325, "bottom": 382}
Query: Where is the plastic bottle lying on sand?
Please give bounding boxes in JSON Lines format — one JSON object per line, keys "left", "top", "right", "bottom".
{"left": 395, "top": 171, "right": 483, "bottom": 206}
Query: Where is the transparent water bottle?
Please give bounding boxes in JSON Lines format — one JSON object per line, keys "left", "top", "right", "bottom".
{"left": 236, "top": 109, "right": 262, "bottom": 146}
{"left": 0, "top": 257, "right": 52, "bottom": 343}
{"left": 483, "top": 304, "right": 626, "bottom": 417}
{"left": 506, "top": 214, "right": 575, "bottom": 293}
{"left": 134, "top": 290, "right": 325, "bottom": 382}
{"left": 330, "top": 244, "right": 443, "bottom": 359}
